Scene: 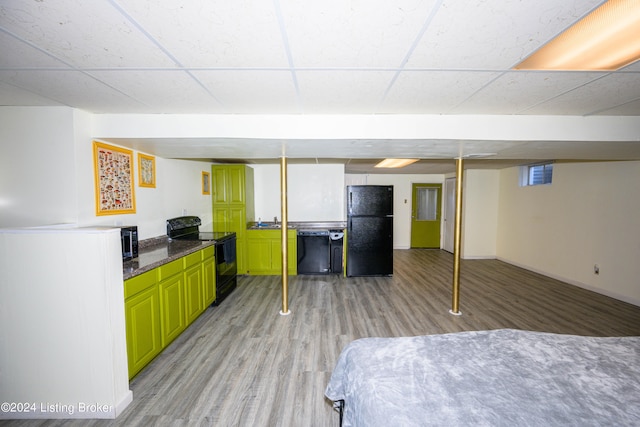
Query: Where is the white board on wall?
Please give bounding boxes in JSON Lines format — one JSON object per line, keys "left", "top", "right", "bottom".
{"left": 289, "top": 164, "right": 345, "bottom": 221}
{"left": 253, "top": 163, "right": 345, "bottom": 222}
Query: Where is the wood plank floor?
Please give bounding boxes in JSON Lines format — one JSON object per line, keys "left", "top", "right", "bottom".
{"left": 5, "top": 250, "right": 640, "bottom": 427}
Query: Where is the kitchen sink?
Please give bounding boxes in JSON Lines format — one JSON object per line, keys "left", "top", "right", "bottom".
{"left": 249, "top": 224, "right": 295, "bottom": 229}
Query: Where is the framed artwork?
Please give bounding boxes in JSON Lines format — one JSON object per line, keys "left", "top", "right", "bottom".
{"left": 202, "top": 171, "right": 210, "bottom": 195}
{"left": 138, "top": 153, "right": 156, "bottom": 188}
{"left": 93, "top": 141, "right": 136, "bottom": 215}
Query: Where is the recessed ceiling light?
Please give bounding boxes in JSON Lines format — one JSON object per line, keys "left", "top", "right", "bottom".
{"left": 375, "top": 159, "right": 419, "bottom": 168}
{"left": 515, "top": 0, "right": 640, "bottom": 71}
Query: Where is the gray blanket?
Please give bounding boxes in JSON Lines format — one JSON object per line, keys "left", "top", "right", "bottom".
{"left": 325, "top": 329, "right": 640, "bottom": 426}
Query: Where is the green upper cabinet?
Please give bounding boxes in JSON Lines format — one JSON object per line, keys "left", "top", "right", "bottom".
{"left": 212, "top": 165, "right": 255, "bottom": 274}
{"left": 212, "top": 165, "right": 247, "bottom": 205}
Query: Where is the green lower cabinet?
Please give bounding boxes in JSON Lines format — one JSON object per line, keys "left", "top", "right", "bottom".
{"left": 124, "top": 246, "right": 215, "bottom": 379}
{"left": 246, "top": 229, "right": 297, "bottom": 275}
{"left": 124, "top": 282, "right": 162, "bottom": 379}
{"left": 202, "top": 246, "right": 216, "bottom": 306}
{"left": 247, "top": 238, "right": 272, "bottom": 274}
{"left": 159, "top": 272, "right": 186, "bottom": 348}
{"left": 184, "top": 262, "right": 204, "bottom": 324}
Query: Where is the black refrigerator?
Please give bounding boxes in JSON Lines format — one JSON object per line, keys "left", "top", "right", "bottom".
{"left": 346, "top": 185, "right": 393, "bottom": 277}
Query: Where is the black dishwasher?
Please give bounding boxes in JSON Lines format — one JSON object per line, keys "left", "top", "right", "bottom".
{"left": 297, "top": 230, "right": 330, "bottom": 274}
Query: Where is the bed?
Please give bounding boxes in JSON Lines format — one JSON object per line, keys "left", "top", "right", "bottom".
{"left": 325, "top": 329, "right": 640, "bottom": 426}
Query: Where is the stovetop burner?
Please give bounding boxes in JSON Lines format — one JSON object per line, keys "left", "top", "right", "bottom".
{"left": 166, "top": 216, "right": 235, "bottom": 242}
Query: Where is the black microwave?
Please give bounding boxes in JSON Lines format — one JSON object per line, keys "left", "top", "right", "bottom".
{"left": 120, "top": 226, "right": 138, "bottom": 260}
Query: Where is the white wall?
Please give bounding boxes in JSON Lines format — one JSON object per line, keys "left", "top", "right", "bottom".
{"left": 0, "top": 107, "right": 78, "bottom": 227}
{"left": 497, "top": 161, "right": 640, "bottom": 306}
{"left": 252, "top": 163, "right": 345, "bottom": 222}
{"left": 256, "top": 170, "right": 447, "bottom": 248}
{"left": 462, "top": 169, "right": 500, "bottom": 259}
{"left": 76, "top": 149, "right": 214, "bottom": 238}
{"left": 364, "top": 174, "right": 444, "bottom": 249}
{"left": 0, "top": 107, "right": 213, "bottom": 239}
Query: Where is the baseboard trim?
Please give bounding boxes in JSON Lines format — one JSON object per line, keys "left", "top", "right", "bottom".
{"left": 496, "top": 256, "right": 640, "bottom": 308}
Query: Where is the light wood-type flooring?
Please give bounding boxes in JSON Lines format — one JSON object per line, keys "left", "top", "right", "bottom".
{"left": 4, "top": 249, "right": 640, "bottom": 426}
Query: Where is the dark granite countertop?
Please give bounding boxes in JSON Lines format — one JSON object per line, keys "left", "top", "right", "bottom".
{"left": 122, "top": 236, "right": 215, "bottom": 280}
{"left": 247, "top": 221, "right": 346, "bottom": 230}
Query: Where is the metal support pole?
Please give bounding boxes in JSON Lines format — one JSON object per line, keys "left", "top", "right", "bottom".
{"left": 279, "top": 156, "right": 291, "bottom": 316}
{"left": 450, "top": 158, "right": 464, "bottom": 316}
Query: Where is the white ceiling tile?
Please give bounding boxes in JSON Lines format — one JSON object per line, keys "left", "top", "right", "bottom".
{"left": 0, "top": 70, "right": 147, "bottom": 112}
{"left": 406, "top": 0, "right": 603, "bottom": 69}
{"left": 89, "top": 70, "right": 225, "bottom": 113}
{"left": 452, "top": 71, "right": 607, "bottom": 114}
{"left": 524, "top": 73, "right": 640, "bottom": 115}
{"left": 380, "top": 70, "right": 500, "bottom": 113}
{"left": 622, "top": 61, "right": 640, "bottom": 72}
{"left": 280, "top": 0, "right": 440, "bottom": 67}
{"left": 592, "top": 98, "right": 640, "bottom": 116}
{"left": 1, "top": 0, "right": 640, "bottom": 172}
{"left": 0, "top": 0, "right": 176, "bottom": 68}
{"left": 192, "top": 70, "right": 299, "bottom": 113}
{"left": 118, "top": 1, "right": 290, "bottom": 68}
{"left": 296, "top": 70, "right": 395, "bottom": 113}
{"left": 0, "top": 81, "right": 66, "bottom": 106}
{"left": 0, "top": 32, "right": 67, "bottom": 68}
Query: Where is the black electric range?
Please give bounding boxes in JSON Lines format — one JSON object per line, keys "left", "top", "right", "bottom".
{"left": 166, "top": 216, "right": 234, "bottom": 242}
{"left": 166, "top": 216, "right": 237, "bottom": 305}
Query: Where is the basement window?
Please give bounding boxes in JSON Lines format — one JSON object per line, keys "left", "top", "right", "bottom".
{"left": 520, "top": 162, "right": 553, "bottom": 186}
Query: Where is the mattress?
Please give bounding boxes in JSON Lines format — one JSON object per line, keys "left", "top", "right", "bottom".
{"left": 325, "top": 329, "right": 640, "bottom": 426}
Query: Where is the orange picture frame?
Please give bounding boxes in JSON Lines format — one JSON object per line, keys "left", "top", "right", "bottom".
{"left": 93, "top": 141, "right": 136, "bottom": 215}
{"left": 202, "top": 171, "right": 211, "bottom": 195}
{"left": 138, "top": 153, "right": 156, "bottom": 188}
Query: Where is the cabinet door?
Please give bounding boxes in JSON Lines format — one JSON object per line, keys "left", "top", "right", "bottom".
{"left": 270, "top": 232, "right": 298, "bottom": 275}
{"left": 229, "top": 206, "right": 247, "bottom": 273}
{"left": 159, "top": 273, "right": 186, "bottom": 348}
{"left": 202, "top": 248, "right": 216, "bottom": 306}
{"left": 125, "top": 286, "right": 162, "bottom": 379}
{"left": 213, "top": 207, "right": 230, "bottom": 233}
{"left": 288, "top": 234, "right": 298, "bottom": 275}
{"left": 270, "top": 239, "right": 283, "bottom": 272}
{"left": 212, "top": 167, "right": 229, "bottom": 205}
{"left": 247, "top": 238, "right": 272, "bottom": 274}
{"left": 228, "top": 165, "right": 246, "bottom": 204}
{"left": 184, "top": 263, "right": 204, "bottom": 324}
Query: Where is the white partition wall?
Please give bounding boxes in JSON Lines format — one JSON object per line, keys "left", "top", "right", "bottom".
{"left": 0, "top": 227, "right": 132, "bottom": 419}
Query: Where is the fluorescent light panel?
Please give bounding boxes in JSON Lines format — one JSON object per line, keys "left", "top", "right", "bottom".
{"left": 515, "top": 0, "right": 640, "bottom": 71}
{"left": 375, "top": 158, "right": 419, "bottom": 168}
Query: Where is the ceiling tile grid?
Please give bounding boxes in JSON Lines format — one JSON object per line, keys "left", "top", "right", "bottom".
{"left": 449, "top": 71, "right": 608, "bottom": 115}
{"left": 278, "top": 0, "right": 441, "bottom": 68}
{"left": 1, "top": 0, "right": 639, "bottom": 116}
{"left": 0, "top": 0, "right": 177, "bottom": 69}
{"left": 2, "top": 0, "right": 640, "bottom": 173}
{"left": 117, "top": 0, "right": 290, "bottom": 68}
{"left": 404, "top": 0, "right": 604, "bottom": 69}
{"left": 524, "top": 72, "right": 640, "bottom": 115}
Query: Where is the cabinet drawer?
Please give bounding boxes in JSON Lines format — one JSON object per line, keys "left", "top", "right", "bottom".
{"left": 124, "top": 269, "right": 157, "bottom": 299}
{"left": 158, "top": 258, "right": 183, "bottom": 280}
{"left": 184, "top": 251, "right": 202, "bottom": 268}
{"left": 202, "top": 246, "right": 214, "bottom": 259}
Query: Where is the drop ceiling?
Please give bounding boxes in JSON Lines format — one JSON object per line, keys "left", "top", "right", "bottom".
{"left": 1, "top": 0, "right": 640, "bottom": 173}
